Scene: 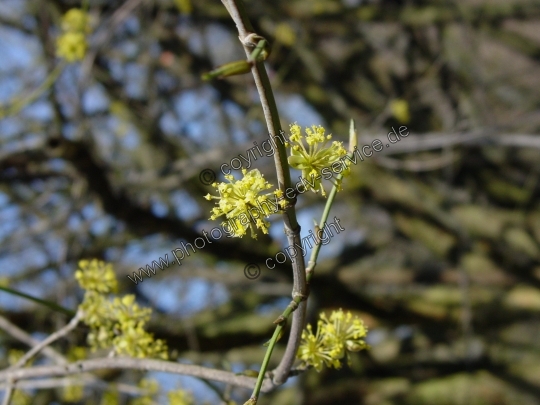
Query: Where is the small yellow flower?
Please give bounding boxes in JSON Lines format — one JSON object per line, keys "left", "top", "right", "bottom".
{"left": 111, "top": 294, "right": 152, "bottom": 325}
{"left": 56, "top": 8, "right": 91, "bottom": 63}
{"left": 61, "top": 8, "right": 91, "bottom": 33}
{"left": 286, "top": 124, "right": 349, "bottom": 196}
{"left": 113, "top": 320, "right": 168, "bottom": 359}
{"left": 56, "top": 32, "right": 88, "bottom": 62}
{"left": 297, "top": 309, "right": 368, "bottom": 371}
{"left": 297, "top": 322, "right": 341, "bottom": 372}
{"left": 320, "top": 309, "right": 368, "bottom": 365}
{"left": 390, "top": 99, "right": 410, "bottom": 124}
{"left": 205, "top": 168, "right": 280, "bottom": 238}
{"left": 75, "top": 259, "right": 118, "bottom": 294}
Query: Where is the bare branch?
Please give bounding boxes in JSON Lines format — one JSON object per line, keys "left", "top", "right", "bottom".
{"left": 0, "top": 316, "right": 66, "bottom": 365}
{"left": 0, "top": 358, "right": 274, "bottom": 393}
{"left": 1, "top": 381, "right": 13, "bottom": 405}
{"left": 0, "top": 377, "right": 148, "bottom": 396}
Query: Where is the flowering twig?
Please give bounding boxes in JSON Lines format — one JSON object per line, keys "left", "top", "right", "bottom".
{"left": 220, "top": 0, "right": 308, "bottom": 394}
{"left": 306, "top": 120, "right": 357, "bottom": 279}
{"left": 249, "top": 121, "right": 358, "bottom": 400}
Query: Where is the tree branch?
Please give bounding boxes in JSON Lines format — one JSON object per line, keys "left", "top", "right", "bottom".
{"left": 0, "top": 358, "right": 274, "bottom": 393}
{"left": 0, "top": 316, "right": 67, "bottom": 365}
{"left": 9, "top": 311, "right": 83, "bottom": 370}
{"left": 220, "top": 0, "right": 308, "bottom": 391}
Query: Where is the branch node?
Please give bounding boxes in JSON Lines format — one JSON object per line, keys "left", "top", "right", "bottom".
{"left": 292, "top": 291, "right": 308, "bottom": 302}
{"left": 287, "top": 300, "right": 299, "bottom": 312}
{"left": 241, "top": 32, "right": 265, "bottom": 47}
{"left": 272, "top": 315, "right": 286, "bottom": 325}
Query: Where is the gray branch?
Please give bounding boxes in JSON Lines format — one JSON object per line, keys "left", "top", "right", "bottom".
{"left": 0, "top": 358, "right": 274, "bottom": 393}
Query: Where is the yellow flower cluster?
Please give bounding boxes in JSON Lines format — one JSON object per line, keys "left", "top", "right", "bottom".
{"left": 75, "top": 259, "right": 118, "bottom": 293}
{"left": 204, "top": 168, "right": 282, "bottom": 238}
{"left": 75, "top": 260, "right": 168, "bottom": 359}
{"left": 297, "top": 309, "right": 368, "bottom": 372}
{"left": 286, "top": 123, "right": 350, "bottom": 196}
{"left": 56, "top": 8, "right": 91, "bottom": 62}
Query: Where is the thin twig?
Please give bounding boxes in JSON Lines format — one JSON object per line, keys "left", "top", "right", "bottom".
{"left": 10, "top": 311, "right": 83, "bottom": 370}
{"left": 0, "top": 314, "right": 153, "bottom": 397}
{"left": 0, "top": 316, "right": 67, "bottom": 365}
{"left": 1, "top": 380, "right": 13, "bottom": 405}
{"left": 0, "top": 377, "right": 154, "bottom": 396}
{"left": 0, "top": 63, "right": 64, "bottom": 120}
{"left": 0, "top": 358, "right": 273, "bottom": 393}
{"left": 305, "top": 120, "right": 357, "bottom": 279}
{"left": 0, "top": 286, "right": 75, "bottom": 317}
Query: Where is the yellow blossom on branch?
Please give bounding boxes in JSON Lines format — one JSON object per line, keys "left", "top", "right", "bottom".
{"left": 297, "top": 309, "right": 368, "bottom": 371}
{"left": 296, "top": 322, "right": 342, "bottom": 372}
{"left": 75, "top": 259, "right": 118, "bottom": 294}
{"left": 286, "top": 124, "right": 349, "bottom": 196}
{"left": 56, "top": 32, "right": 88, "bottom": 62}
{"left": 204, "top": 168, "right": 282, "bottom": 238}
{"left": 75, "top": 260, "right": 168, "bottom": 359}
{"left": 61, "top": 8, "right": 91, "bottom": 33}
{"left": 56, "top": 8, "right": 91, "bottom": 62}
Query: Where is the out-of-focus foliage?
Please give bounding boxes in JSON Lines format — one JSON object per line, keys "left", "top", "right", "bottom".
{"left": 1, "top": 0, "right": 540, "bottom": 404}
{"left": 76, "top": 260, "right": 169, "bottom": 359}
